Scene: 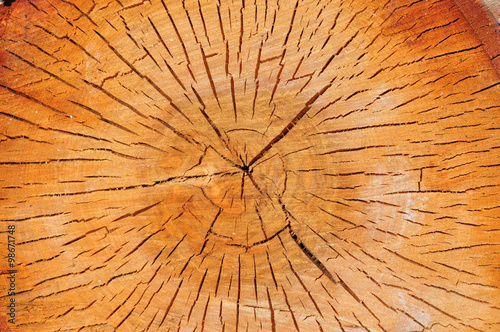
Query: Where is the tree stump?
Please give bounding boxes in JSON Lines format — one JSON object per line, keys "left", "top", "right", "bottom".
{"left": 1, "top": 0, "right": 499, "bottom": 331}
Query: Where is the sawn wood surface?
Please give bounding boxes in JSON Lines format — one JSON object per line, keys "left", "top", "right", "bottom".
{"left": 0, "top": 0, "right": 499, "bottom": 331}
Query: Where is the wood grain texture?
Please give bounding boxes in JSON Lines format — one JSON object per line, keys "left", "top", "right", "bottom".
{"left": 454, "top": 0, "right": 500, "bottom": 74}
{"left": 482, "top": 0, "right": 500, "bottom": 24}
{"left": 0, "top": 0, "right": 499, "bottom": 331}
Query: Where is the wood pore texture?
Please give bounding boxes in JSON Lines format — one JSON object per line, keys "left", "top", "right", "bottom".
{"left": 0, "top": 0, "right": 499, "bottom": 331}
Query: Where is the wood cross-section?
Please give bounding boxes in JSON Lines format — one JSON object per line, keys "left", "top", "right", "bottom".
{"left": 0, "top": 0, "right": 499, "bottom": 331}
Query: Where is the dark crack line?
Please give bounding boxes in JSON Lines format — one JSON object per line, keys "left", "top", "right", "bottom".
{"left": 288, "top": 227, "right": 337, "bottom": 285}
{"left": 32, "top": 171, "right": 241, "bottom": 197}
{"left": 248, "top": 79, "right": 335, "bottom": 167}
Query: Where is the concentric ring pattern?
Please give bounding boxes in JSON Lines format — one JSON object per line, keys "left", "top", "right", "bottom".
{"left": 0, "top": 0, "right": 499, "bottom": 331}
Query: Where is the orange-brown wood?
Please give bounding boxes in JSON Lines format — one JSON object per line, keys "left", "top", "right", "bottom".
{"left": 454, "top": 0, "right": 500, "bottom": 74}
{"left": 1, "top": 0, "right": 499, "bottom": 331}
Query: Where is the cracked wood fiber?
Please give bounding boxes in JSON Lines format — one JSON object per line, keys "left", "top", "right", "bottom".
{"left": 0, "top": 0, "right": 500, "bottom": 331}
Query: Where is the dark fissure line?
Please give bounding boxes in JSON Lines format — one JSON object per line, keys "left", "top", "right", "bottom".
{"left": 288, "top": 227, "right": 337, "bottom": 285}
{"left": 248, "top": 80, "right": 335, "bottom": 167}
{"left": 33, "top": 171, "right": 240, "bottom": 197}
{"left": 92, "top": 30, "right": 192, "bottom": 123}
{"left": 7, "top": 50, "right": 78, "bottom": 89}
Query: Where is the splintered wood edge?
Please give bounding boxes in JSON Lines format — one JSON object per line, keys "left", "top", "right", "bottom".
{"left": 454, "top": 0, "right": 500, "bottom": 74}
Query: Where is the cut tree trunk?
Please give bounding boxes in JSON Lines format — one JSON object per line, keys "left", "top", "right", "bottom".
{"left": 1, "top": 0, "right": 499, "bottom": 331}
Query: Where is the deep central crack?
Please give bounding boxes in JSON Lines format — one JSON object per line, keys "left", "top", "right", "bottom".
{"left": 186, "top": 146, "right": 289, "bottom": 247}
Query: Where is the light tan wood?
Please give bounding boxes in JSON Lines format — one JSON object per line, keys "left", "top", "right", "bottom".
{"left": 483, "top": 0, "right": 500, "bottom": 23}
{"left": 1, "top": 0, "right": 499, "bottom": 331}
